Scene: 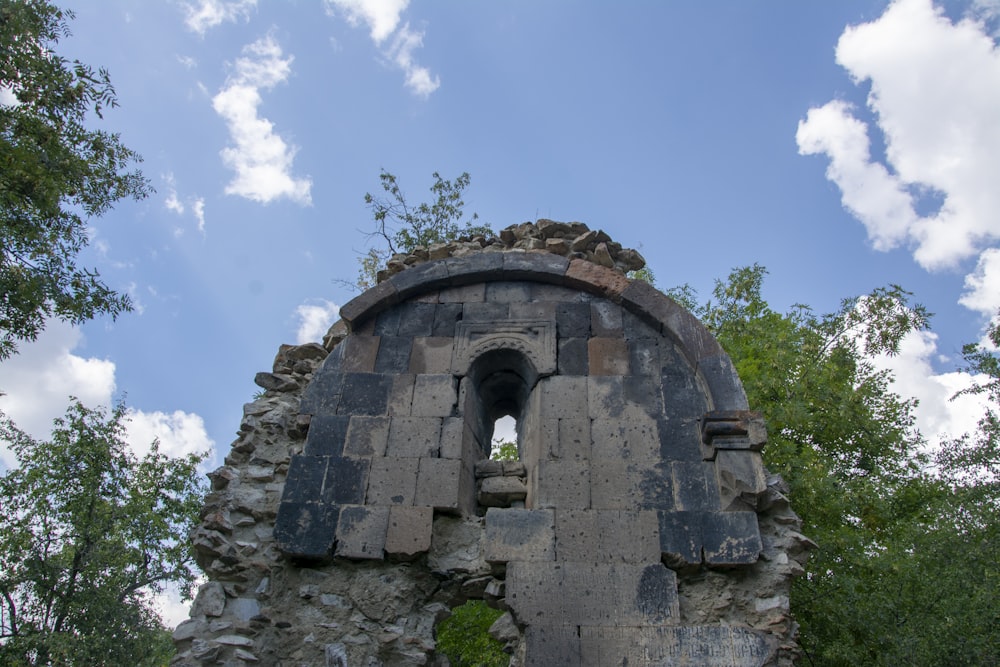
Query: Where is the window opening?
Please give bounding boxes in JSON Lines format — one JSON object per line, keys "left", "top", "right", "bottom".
{"left": 490, "top": 415, "right": 518, "bottom": 461}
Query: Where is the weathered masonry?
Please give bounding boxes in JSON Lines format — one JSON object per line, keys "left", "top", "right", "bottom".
{"left": 173, "top": 222, "right": 812, "bottom": 667}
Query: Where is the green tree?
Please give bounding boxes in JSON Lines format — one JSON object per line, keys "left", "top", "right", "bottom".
{"left": 689, "top": 265, "right": 998, "bottom": 666}
{"left": 357, "top": 170, "right": 492, "bottom": 289}
{"left": 0, "top": 400, "right": 206, "bottom": 666}
{"left": 1, "top": 0, "right": 151, "bottom": 359}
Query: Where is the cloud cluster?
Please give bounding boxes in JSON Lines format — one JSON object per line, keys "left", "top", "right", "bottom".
{"left": 295, "top": 299, "right": 340, "bottom": 344}
{"left": 163, "top": 173, "right": 206, "bottom": 234}
{"left": 873, "top": 329, "right": 990, "bottom": 446}
{"left": 212, "top": 36, "right": 313, "bottom": 205}
{"left": 797, "top": 0, "right": 1000, "bottom": 318}
{"left": 325, "top": 0, "right": 440, "bottom": 97}
{"left": 0, "top": 321, "right": 213, "bottom": 468}
{"left": 183, "top": 0, "right": 257, "bottom": 36}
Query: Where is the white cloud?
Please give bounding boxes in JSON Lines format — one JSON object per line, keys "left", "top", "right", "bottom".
{"left": 295, "top": 300, "right": 340, "bottom": 344}
{"left": 798, "top": 0, "right": 1000, "bottom": 317}
{"left": 325, "top": 0, "right": 439, "bottom": 97}
{"left": 183, "top": 0, "right": 256, "bottom": 36}
{"left": 126, "top": 409, "right": 213, "bottom": 459}
{"left": 0, "top": 84, "right": 19, "bottom": 106}
{"left": 177, "top": 55, "right": 198, "bottom": 70}
{"left": 325, "top": 0, "right": 408, "bottom": 44}
{"left": 192, "top": 197, "right": 206, "bottom": 233}
{"left": 0, "top": 321, "right": 213, "bottom": 468}
{"left": 0, "top": 322, "right": 116, "bottom": 462}
{"left": 873, "top": 329, "right": 990, "bottom": 446}
{"left": 212, "top": 36, "right": 313, "bottom": 205}
{"left": 960, "top": 247, "right": 1000, "bottom": 316}
{"left": 164, "top": 173, "right": 185, "bottom": 215}
{"left": 388, "top": 23, "right": 440, "bottom": 98}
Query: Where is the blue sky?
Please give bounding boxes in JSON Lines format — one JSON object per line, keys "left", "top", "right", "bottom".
{"left": 3, "top": 0, "right": 1000, "bottom": 619}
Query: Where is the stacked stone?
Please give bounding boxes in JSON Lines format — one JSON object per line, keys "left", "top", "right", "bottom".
{"left": 172, "top": 221, "right": 810, "bottom": 667}
{"left": 375, "top": 219, "right": 646, "bottom": 284}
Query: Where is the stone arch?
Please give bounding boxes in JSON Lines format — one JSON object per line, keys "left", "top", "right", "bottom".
{"left": 175, "top": 231, "right": 811, "bottom": 667}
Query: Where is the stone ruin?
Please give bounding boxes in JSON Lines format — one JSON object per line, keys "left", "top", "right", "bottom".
{"left": 172, "top": 221, "right": 813, "bottom": 666}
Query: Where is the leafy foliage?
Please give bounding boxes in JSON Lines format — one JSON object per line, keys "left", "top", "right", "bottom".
{"left": 435, "top": 600, "right": 507, "bottom": 667}
{"left": 687, "top": 265, "right": 998, "bottom": 666}
{"left": 357, "top": 170, "right": 492, "bottom": 289}
{"left": 490, "top": 439, "right": 518, "bottom": 462}
{"left": 0, "top": 400, "right": 206, "bottom": 666}
{"left": 1, "top": 0, "right": 151, "bottom": 359}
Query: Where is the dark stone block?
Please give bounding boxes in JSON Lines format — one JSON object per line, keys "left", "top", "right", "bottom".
{"left": 317, "top": 342, "right": 345, "bottom": 374}
{"left": 556, "top": 302, "right": 591, "bottom": 338}
{"left": 303, "top": 415, "right": 351, "bottom": 456}
{"left": 698, "top": 353, "right": 750, "bottom": 411}
{"left": 636, "top": 563, "right": 678, "bottom": 622}
{"left": 591, "top": 299, "right": 623, "bottom": 336}
{"left": 442, "top": 252, "right": 503, "bottom": 282}
{"left": 282, "top": 455, "right": 329, "bottom": 503}
{"left": 557, "top": 337, "right": 588, "bottom": 375}
{"left": 339, "top": 280, "right": 399, "bottom": 329}
{"left": 484, "top": 508, "right": 556, "bottom": 562}
{"left": 530, "top": 283, "right": 591, "bottom": 302}
{"left": 485, "top": 280, "right": 533, "bottom": 303}
{"left": 509, "top": 300, "right": 557, "bottom": 321}
{"left": 660, "top": 361, "right": 710, "bottom": 459}
{"left": 624, "top": 375, "right": 661, "bottom": 415}
{"left": 321, "top": 456, "right": 370, "bottom": 505}
{"left": 638, "top": 464, "right": 674, "bottom": 510}
{"left": 336, "top": 373, "right": 393, "bottom": 415}
{"left": 503, "top": 251, "right": 569, "bottom": 279}
{"left": 623, "top": 307, "right": 658, "bottom": 340}
{"left": 299, "top": 370, "right": 344, "bottom": 416}
{"left": 657, "top": 414, "right": 703, "bottom": 462}
{"left": 388, "top": 260, "right": 451, "bottom": 298}
{"left": 438, "top": 283, "right": 485, "bottom": 303}
{"left": 619, "top": 280, "right": 672, "bottom": 333}
{"left": 273, "top": 501, "right": 339, "bottom": 559}
{"left": 628, "top": 337, "right": 660, "bottom": 377}
{"left": 672, "top": 461, "right": 721, "bottom": 511}
{"left": 702, "top": 511, "right": 762, "bottom": 565}
{"left": 431, "top": 303, "right": 464, "bottom": 337}
{"left": 462, "top": 302, "right": 509, "bottom": 322}
{"left": 373, "top": 307, "right": 402, "bottom": 336}
{"left": 374, "top": 336, "right": 412, "bottom": 373}
{"left": 657, "top": 510, "right": 702, "bottom": 566}
{"left": 395, "top": 302, "right": 436, "bottom": 337}
{"left": 524, "top": 625, "right": 581, "bottom": 667}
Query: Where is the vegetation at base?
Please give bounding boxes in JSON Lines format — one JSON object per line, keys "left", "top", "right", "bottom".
{"left": 0, "top": 400, "right": 206, "bottom": 666}
{"left": 1, "top": 0, "right": 152, "bottom": 359}
{"left": 435, "top": 600, "right": 508, "bottom": 667}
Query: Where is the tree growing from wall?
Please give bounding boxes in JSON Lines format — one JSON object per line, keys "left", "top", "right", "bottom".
{"left": 356, "top": 170, "right": 492, "bottom": 289}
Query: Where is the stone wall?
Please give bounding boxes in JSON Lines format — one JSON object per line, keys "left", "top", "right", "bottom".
{"left": 172, "top": 222, "right": 812, "bottom": 667}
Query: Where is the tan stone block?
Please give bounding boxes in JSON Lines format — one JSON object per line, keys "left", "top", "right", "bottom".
{"left": 588, "top": 337, "right": 630, "bottom": 376}
{"left": 384, "top": 505, "right": 433, "bottom": 557}
{"left": 340, "top": 335, "right": 380, "bottom": 373}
